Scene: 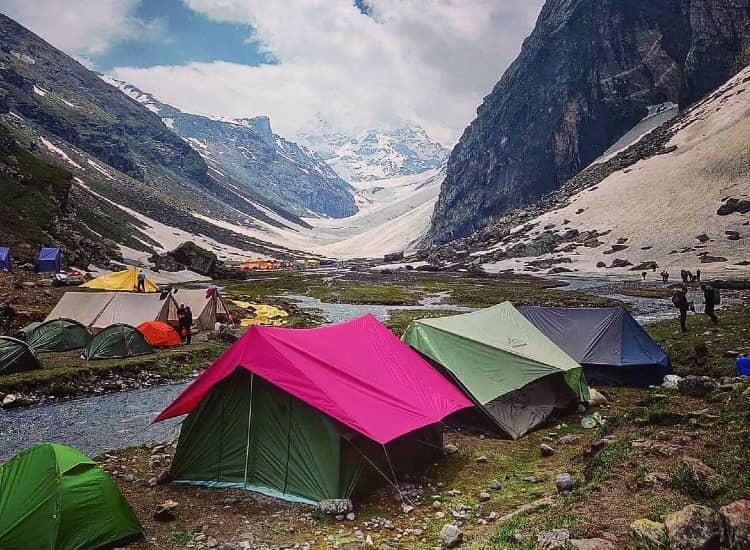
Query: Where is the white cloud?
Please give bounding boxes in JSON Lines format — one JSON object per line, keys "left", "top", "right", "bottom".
{"left": 0, "top": 0, "right": 163, "bottom": 57}
{"left": 112, "top": 0, "right": 543, "bottom": 144}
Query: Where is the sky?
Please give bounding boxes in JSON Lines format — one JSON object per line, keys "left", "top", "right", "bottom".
{"left": 0, "top": 0, "right": 544, "bottom": 145}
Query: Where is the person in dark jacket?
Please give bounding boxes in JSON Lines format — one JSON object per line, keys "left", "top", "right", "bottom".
{"left": 701, "top": 284, "right": 719, "bottom": 324}
{"left": 672, "top": 285, "right": 692, "bottom": 333}
{"left": 177, "top": 304, "right": 193, "bottom": 344}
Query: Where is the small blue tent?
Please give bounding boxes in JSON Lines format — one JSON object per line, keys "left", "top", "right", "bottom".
{"left": 0, "top": 248, "right": 11, "bottom": 272}
{"left": 36, "top": 248, "right": 62, "bottom": 273}
{"left": 518, "top": 306, "right": 671, "bottom": 387}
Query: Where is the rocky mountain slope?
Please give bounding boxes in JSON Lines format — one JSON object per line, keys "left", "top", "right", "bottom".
{"left": 298, "top": 120, "right": 448, "bottom": 183}
{"left": 0, "top": 13, "right": 320, "bottom": 265}
{"left": 424, "top": 64, "right": 750, "bottom": 276}
{"left": 109, "top": 80, "right": 357, "bottom": 219}
{"left": 428, "top": 0, "right": 750, "bottom": 244}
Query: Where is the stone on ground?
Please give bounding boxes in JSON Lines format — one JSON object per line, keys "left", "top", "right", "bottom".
{"left": 569, "top": 539, "right": 617, "bottom": 549}
{"left": 536, "top": 529, "right": 570, "bottom": 549}
{"left": 318, "top": 499, "right": 353, "bottom": 515}
{"left": 555, "top": 473, "right": 575, "bottom": 493}
{"left": 439, "top": 524, "right": 463, "bottom": 548}
{"left": 720, "top": 500, "right": 750, "bottom": 549}
{"left": 630, "top": 519, "right": 668, "bottom": 548}
{"left": 664, "top": 504, "right": 721, "bottom": 549}
{"left": 540, "top": 443, "right": 555, "bottom": 456}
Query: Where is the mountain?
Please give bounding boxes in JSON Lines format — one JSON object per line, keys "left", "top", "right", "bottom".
{"left": 428, "top": 0, "right": 750, "bottom": 244}
{"left": 0, "top": 13, "right": 322, "bottom": 265}
{"left": 425, "top": 65, "right": 750, "bottom": 275}
{"left": 298, "top": 120, "right": 449, "bottom": 182}
{"left": 109, "top": 80, "right": 357, "bottom": 219}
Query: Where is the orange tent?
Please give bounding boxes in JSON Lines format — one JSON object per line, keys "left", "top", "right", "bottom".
{"left": 137, "top": 321, "right": 181, "bottom": 348}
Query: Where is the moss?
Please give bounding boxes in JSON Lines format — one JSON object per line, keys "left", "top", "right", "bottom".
{"left": 384, "top": 309, "right": 466, "bottom": 337}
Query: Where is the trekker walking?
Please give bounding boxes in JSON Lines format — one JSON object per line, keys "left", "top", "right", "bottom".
{"left": 696, "top": 269, "right": 701, "bottom": 282}
{"left": 680, "top": 269, "right": 688, "bottom": 284}
{"left": 642, "top": 271, "right": 647, "bottom": 281}
{"left": 137, "top": 270, "right": 146, "bottom": 292}
{"left": 701, "top": 284, "right": 719, "bottom": 324}
{"left": 672, "top": 284, "right": 693, "bottom": 333}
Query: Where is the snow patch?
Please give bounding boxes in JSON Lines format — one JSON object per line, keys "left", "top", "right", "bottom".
{"left": 40, "top": 137, "right": 83, "bottom": 169}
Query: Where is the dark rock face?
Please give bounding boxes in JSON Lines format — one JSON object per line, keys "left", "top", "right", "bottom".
{"left": 429, "top": 0, "right": 750, "bottom": 243}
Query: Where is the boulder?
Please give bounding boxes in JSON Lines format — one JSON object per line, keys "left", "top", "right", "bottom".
{"left": 587, "top": 388, "right": 608, "bottom": 406}
{"left": 166, "top": 242, "right": 218, "bottom": 276}
{"left": 558, "top": 434, "right": 581, "bottom": 445}
{"left": 609, "top": 258, "right": 632, "bottom": 268}
{"left": 154, "top": 500, "right": 179, "bottom": 521}
{"left": 720, "top": 499, "right": 750, "bottom": 549}
{"left": 664, "top": 504, "right": 721, "bottom": 550}
{"left": 717, "top": 198, "right": 750, "bottom": 216}
{"left": 676, "top": 456, "right": 723, "bottom": 495}
{"left": 439, "top": 524, "right": 463, "bottom": 548}
{"left": 630, "top": 519, "right": 667, "bottom": 548}
{"left": 540, "top": 443, "right": 555, "bottom": 456}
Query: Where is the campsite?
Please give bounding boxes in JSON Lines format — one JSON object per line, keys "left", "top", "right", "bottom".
{"left": 1, "top": 262, "right": 749, "bottom": 549}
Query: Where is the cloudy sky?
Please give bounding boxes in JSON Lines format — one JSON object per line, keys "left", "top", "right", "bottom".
{"left": 0, "top": 0, "right": 543, "bottom": 144}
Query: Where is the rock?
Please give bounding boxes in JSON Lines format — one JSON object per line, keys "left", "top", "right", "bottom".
{"left": 401, "top": 504, "right": 414, "bottom": 514}
{"left": 590, "top": 439, "right": 611, "bottom": 453}
{"left": 717, "top": 198, "right": 750, "bottom": 216}
{"left": 609, "top": 258, "right": 633, "bottom": 268}
{"left": 319, "top": 499, "right": 353, "bottom": 515}
{"left": 2, "top": 394, "right": 17, "bottom": 406}
{"left": 434, "top": 511, "right": 446, "bottom": 520}
{"left": 569, "top": 539, "right": 616, "bottom": 549}
{"left": 165, "top": 242, "right": 218, "bottom": 276}
{"left": 488, "top": 479, "right": 501, "bottom": 491}
{"left": 478, "top": 492, "right": 491, "bottom": 503}
{"left": 540, "top": 444, "right": 555, "bottom": 456}
{"left": 676, "top": 457, "right": 724, "bottom": 496}
{"left": 700, "top": 255, "right": 728, "bottom": 264}
{"left": 596, "top": 261, "right": 607, "bottom": 268}
{"left": 678, "top": 376, "right": 718, "bottom": 398}
{"left": 719, "top": 499, "right": 750, "bottom": 549}
{"left": 122, "top": 474, "right": 135, "bottom": 483}
{"left": 630, "top": 519, "right": 668, "bottom": 548}
{"left": 650, "top": 442, "right": 679, "bottom": 457}
{"left": 558, "top": 434, "right": 581, "bottom": 445}
{"left": 439, "top": 524, "right": 462, "bottom": 548}
{"left": 346, "top": 512, "right": 356, "bottom": 521}
{"left": 475, "top": 455, "right": 488, "bottom": 463}
{"left": 587, "top": 388, "right": 609, "bottom": 406}
{"left": 664, "top": 504, "right": 721, "bottom": 549}
{"left": 696, "top": 234, "right": 710, "bottom": 243}
{"left": 725, "top": 231, "right": 741, "bottom": 240}
{"left": 442, "top": 444, "right": 459, "bottom": 455}
{"left": 154, "top": 500, "right": 179, "bottom": 521}
{"left": 536, "top": 529, "right": 570, "bottom": 549}
{"left": 555, "top": 473, "right": 575, "bottom": 493}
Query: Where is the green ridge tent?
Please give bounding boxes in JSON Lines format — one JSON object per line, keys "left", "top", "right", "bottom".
{"left": 26, "top": 318, "right": 92, "bottom": 352}
{"left": 403, "top": 302, "right": 589, "bottom": 439}
{"left": 0, "top": 443, "right": 143, "bottom": 550}
{"left": 0, "top": 336, "right": 41, "bottom": 375}
{"left": 84, "top": 324, "right": 153, "bottom": 361}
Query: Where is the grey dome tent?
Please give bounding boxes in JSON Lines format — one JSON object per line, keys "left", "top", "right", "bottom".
{"left": 0, "top": 336, "right": 41, "bottom": 374}
{"left": 84, "top": 324, "right": 153, "bottom": 360}
{"left": 403, "top": 302, "right": 589, "bottom": 440}
{"left": 25, "top": 318, "right": 91, "bottom": 353}
{"left": 517, "top": 306, "right": 671, "bottom": 387}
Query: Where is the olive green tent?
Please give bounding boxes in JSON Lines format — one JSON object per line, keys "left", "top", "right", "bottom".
{"left": 26, "top": 318, "right": 92, "bottom": 352}
{"left": 12, "top": 321, "right": 41, "bottom": 341}
{"left": 0, "top": 443, "right": 143, "bottom": 550}
{"left": 403, "top": 302, "right": 589, "bottom": 439}
{"left": 0, "top": 336, "right": 41, "bottom": 374}
{"left": 84, "top": 324, "right": 153, "bottom": 361}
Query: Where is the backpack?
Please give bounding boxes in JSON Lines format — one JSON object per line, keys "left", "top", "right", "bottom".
{"left": 713, "top": 287, "right": 721, "bottom": 305}
{"left": 672, "top": 291, "right": 684, "bottom": 308}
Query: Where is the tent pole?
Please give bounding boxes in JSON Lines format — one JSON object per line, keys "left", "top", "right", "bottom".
{"left": 243, "top": 373, "right": 255, "bottom": 488}
{"left": 382, "top": 444, "right": 414, "bottom": 508}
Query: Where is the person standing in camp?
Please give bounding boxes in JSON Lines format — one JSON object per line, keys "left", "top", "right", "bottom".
{"left": 671, "top": 284, "right": 693, "bottom": 333}
{"left": 183, "top": 306, "right": 193, "bottom": 344}
{"left": 137, "top": 270, "right": 146, "bottom": 292}
{"left": 701, "top": 284, "right": 719, "bottom": 324}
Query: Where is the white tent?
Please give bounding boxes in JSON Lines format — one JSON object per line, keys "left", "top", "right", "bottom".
{"left": 171, "top": 288, "right": 228, "bottom": 331}
{"left": 46, "top": 292, "right": 177, "bottom": 331}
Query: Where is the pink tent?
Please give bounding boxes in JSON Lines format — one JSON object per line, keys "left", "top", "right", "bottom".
{"left": 155, "top": 314, "right": 472, "bottom": 443}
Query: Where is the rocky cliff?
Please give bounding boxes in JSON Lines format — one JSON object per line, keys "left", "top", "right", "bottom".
{"left": 428, "top": 0, "right": 750, "bottom": 244}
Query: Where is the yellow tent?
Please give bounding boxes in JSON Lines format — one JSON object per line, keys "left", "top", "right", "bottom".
{"left": 82, "top": 269, "right": 158, "bottom": 293}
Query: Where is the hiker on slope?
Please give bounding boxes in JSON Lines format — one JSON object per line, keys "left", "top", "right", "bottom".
{"left": 701, "top": 283, "right": 720, "bottom": 325}
{"left": 672, "top": 284, "right": 693, "bottom": 333}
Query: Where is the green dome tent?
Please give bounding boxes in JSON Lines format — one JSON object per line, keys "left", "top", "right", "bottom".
{"left": 26, "top": 318, "right": 92, "bottom": 352}
{"left": 12, "top": 321, "right": 41, "bottom": 341}
{"left": 403, "top": 302, "right": 590, "bottom": 440}
{"left": 85, "top": 324, "right": 153, "bottom": 361}
{"left": 0, "top": 336, "right": 41, "bottom": 374}
{"left": 0, "top": 443, "right": 143, "bottom": 550}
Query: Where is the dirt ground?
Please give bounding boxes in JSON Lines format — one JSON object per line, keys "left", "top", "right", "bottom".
{"left": 103, "top": 381, "right": 749, "bottom": 549}
{"left": 0, "top": 270, "right": 69, "bottom": 331}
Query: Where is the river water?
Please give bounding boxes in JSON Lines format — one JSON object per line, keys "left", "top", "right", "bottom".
{"left": 0, "top": 278, "right": 696, "bottom": 461}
